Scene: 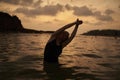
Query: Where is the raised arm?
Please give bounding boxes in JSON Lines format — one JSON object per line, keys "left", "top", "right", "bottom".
{"left": 48, "top": 21, "right": 77, "bottom": 42}
{"left": 52, "top": 21, "right": 76, "bottom": 37}
{"left": 62, "top": 19, "right": 83, "bottom": 48}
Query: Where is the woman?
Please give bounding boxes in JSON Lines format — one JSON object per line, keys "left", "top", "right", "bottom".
{"left": 44, "top": 19, "right": 83, "bottom": 63}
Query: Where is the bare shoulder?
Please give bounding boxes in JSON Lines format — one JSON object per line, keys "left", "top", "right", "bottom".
{"left": 48, "top": 34, "right": 56, "bottom": 43}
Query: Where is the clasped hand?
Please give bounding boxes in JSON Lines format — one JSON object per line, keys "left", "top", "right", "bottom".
{"left": 76, "top": 19, "right": 83, "bottom": 26}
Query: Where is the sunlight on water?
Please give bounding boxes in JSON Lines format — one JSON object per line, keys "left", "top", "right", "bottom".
{"left": 0, "top": 33, "right": 120, "bottom": 80}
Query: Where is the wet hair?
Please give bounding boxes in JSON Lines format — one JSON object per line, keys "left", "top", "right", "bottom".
{"left": 57, "top": 31, "right": 69, "bottom": 43}
{"left": 62, "top": 31, "right": 69, "bottom": 35}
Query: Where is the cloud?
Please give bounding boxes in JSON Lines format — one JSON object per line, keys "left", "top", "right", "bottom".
{"left": 14, "top": 4, "right": 63, "bottom": 17}
{"left": 0, "top": 0, "right": 20, "bottom": 5}
{"left": 33, "top": 0, "right": 43, "bottom": 7}
{"left": 14, "top": 7, "right": 36, "bottom": 17}
{"left": 72, "top": 6, "right": 114, "bottom": 21}
{"left": 65, "top": 4, "right": 114, "bottom": 21}
{"left": 0, "top": 0, "right": 42, "bottom": 6}
{"left": 12, "top": 1, "right": 114, "bottom": 21}
{"left": 104, "top": 9, "right": 114, "bottom": 15}
{"left": 65, "top": 4, "right": 73, "bottom": 10}
{"left": 94, "top": 11, "right": 113, "bottom": 21}
{"left": 96, "top": 15, "right": 113, "bottom": 21}
{"left": 65, "top": 5, "right": 93, "bottom": 16}
{"left": 39, "top": 4, "right": 63, "bottom": 16}
{"left": 73, "top": 6, "right": 93, "bottom": 16}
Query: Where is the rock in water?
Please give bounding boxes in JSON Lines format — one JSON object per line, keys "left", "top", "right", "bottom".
{"left": 0, "top": 12, "right": 24, "bottom": 32}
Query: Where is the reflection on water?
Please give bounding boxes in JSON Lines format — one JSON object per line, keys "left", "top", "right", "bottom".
{"left": 0, "top": 33, "right": 120, "bottom": 80}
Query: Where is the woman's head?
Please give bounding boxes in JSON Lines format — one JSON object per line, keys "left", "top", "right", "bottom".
{"left": 57, "top": 31, "right": 69, "bottom": 42}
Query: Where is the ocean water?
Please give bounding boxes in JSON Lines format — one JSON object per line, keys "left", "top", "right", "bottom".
{"left": 0, "top": 33, "right": 120, "bottom": 80}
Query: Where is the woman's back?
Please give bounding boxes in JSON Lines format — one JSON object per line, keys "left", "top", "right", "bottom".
{"left": 44, "top": 39, "right": 62, "bottom": 62}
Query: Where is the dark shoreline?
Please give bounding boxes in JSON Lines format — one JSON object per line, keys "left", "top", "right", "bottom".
{"left": 0, "top": 30, "right": 54, "bottom": 34}
{"left": 0, "top": 11, "right": 55, "bottom": 34}
{"left": 82, "top": 29, "right": 120, "bottom": 37}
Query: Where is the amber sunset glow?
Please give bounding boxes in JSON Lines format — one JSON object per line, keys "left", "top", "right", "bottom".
{"left": 0, "top": 0, "right": 120, "bottom": 33}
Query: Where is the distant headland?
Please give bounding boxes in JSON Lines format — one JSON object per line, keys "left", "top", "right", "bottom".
{"left": 0, "top": 11, "right": 54, "bottom": 33}
{"left": 82, "top": 29, "right": 120, "bottom": 37}
{"left": 1, "top": 11, "right": 120, "bottom": 36}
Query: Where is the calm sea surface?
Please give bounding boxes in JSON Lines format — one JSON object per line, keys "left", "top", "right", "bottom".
{"left": 0, "top": 33, "right": 120, "bottom": 80}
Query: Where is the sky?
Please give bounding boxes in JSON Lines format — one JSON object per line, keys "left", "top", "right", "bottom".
{"left": 0, "top": 0, "right": 120, "bottom": 33}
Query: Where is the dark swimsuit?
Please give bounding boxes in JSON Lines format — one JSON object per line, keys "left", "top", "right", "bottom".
{"left": 44, "top": 39, "right": 62, "bottom": 62}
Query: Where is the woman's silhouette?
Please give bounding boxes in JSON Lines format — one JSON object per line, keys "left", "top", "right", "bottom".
{"left": 44, "top": 19, "right": 83, "bottom": 63}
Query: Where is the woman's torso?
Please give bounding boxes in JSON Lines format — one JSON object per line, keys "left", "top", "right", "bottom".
{"left": 44, "top": 39, "right": 62, "bottom": 62}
